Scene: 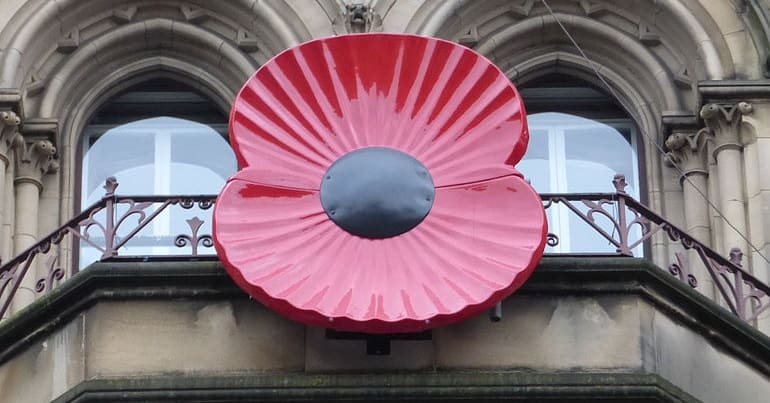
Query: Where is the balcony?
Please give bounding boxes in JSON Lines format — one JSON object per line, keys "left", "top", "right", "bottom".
{"left": 1, "top": 175, "right": 770, "bottom": 402}
{"left": 1, "top": 174, "right": 768, "bottom": 325}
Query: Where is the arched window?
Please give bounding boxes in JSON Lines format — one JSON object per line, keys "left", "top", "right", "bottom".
{"left": 79, "top": 80, "right": 236, "bottom": 266}
{"left": 518, "top": 75, "right": 643, "bottom": 255}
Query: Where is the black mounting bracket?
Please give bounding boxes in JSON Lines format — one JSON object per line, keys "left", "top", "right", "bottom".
{"left": 325, "top": 329, "right": 432, "bottom": 355}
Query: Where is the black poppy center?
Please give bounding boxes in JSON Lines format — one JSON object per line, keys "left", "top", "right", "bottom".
{"left": 320, "top": 147, "right": 435, "bottom": 239}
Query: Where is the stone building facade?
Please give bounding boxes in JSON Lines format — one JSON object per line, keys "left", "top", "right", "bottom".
{"left": 1, "top": 1, "right": 770, "bottom": 402}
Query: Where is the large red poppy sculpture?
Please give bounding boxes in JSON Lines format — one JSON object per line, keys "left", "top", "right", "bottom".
{"left": 213, "top": 33, "right": 547, "bottom": 333}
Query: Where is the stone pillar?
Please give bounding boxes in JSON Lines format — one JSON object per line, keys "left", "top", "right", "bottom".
{"left": 664, "top": 128, "right": 714, "bottom": 297}
{"left": 0, "top": 111, "right": 22, "bottom": 263}
{"left": 10, "top": 139, "right": 58, "bottom": 312}
{"left": 701, "top": 102, "right": 751, "bottom": 260}
{"left": 665, "top": 128, "right": 712, "bottom": 244}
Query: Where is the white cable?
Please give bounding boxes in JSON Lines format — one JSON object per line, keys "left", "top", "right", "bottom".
{"left": 539, "top": 0, "right": 770, "bottom": 266}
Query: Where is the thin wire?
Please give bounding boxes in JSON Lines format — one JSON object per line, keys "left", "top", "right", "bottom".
{"left": 539, "top": 0, "right": 770, "bottom": 266}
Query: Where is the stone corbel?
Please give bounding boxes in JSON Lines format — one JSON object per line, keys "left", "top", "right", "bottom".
{"left": 700, "top": 102, "right": 753, "bottom": 156}
{"left": 664, "top": 128, "right": 711, "bottom": 181}
{"left": 14, "top": 140, "right": 58, "bottom": 191}
{"left": 0, "top": 111, "right": 24, "bottom": 167}
{"left": 344, "top": 4, "right": 382, "bottom": 33}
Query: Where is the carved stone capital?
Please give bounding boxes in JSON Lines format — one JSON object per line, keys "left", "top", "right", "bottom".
{"left": 664, "top": 128, "right": 711, "bottom": 179}
{"left": 14, "top": 140, "right": 59, "bottom": 191}
{"left": 699, "top": 102, "right": 752, "bottom": 155}
{"left": 0, "top": 111, "right": 24, "bottom": 167}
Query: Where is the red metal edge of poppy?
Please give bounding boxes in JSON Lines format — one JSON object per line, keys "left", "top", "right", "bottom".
{"left": 214, "top": 33, "right": 547, "bottom": 333}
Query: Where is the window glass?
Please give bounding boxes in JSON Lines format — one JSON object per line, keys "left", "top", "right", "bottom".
{"left": 520, "top": 113, "right": 639, "bottom": 195}
{"left": 79, "top": 81, "right": 234, "bottom": 267}
{"left": 82, "top": 117, "right": 235, "bottom": 204}
{"left": 518, "top": 76, "right": 643, "bottom": 255}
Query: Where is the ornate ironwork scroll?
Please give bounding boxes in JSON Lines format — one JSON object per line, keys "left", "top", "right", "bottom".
{"left": 0, "top": 178, "right": 217, "bottom": 319}
{"left": 539, "top": 175, "right": 770, "bottom": 322}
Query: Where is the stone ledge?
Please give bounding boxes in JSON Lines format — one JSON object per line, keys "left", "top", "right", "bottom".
{"left": 1, "top": 257, "right": 769, "bottom": 377}
{"left": 699, "top": 79, "right": 770, "bottom": 102}
{"left": 52, "top": 371, "right": 697, "bottom": 403}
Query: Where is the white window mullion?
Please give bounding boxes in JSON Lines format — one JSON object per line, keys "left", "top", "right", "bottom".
{"left": 547, "top": 128, "right": 571, "bottom": 253}
{"left": 153, "top": 131, "right": 172, "bottom": 255}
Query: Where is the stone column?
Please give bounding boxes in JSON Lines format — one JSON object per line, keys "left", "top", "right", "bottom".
{"left": 10, "top": 139, "right": 58, "bottom": 312}
{"left": 701, "top": 102, "right": 751, "bottom": 259}
{"left": 664, "top": 128, "right": 714, "bottom": 297}
{"left": 0, "top": 111, "right": 22, "bottom": 263}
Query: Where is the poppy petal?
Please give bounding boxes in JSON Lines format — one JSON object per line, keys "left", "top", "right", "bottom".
{"left": 229, "top": 34, "right": 529, "bottom": 185}
{"left": 412, "top": 89, "right": 527, "bottom": 186}
{"left": 318, "top": 174, "right": 546, "bottom": 331}
{"left": 229, "top": 74, "right": 341, "bottom": 178}
{"left": 213, "top": 179, "right": 326, "bottom": 268}
{"left": 403, "top": 174, "right": 548, "bottom": 312}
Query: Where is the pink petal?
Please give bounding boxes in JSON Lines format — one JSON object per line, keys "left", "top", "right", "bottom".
{"left": 229, "top": 34, "right": 529, "bottom": 189}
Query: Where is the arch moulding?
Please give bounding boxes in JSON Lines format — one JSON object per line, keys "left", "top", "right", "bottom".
{"left": 34, "top": 18, "right": 268, "bottom": 226}
{"left": 0, "top": 0, "right": 315, "bottom": 89}
{"left": 403, "top": 0, "right": 733, "bottom": 80}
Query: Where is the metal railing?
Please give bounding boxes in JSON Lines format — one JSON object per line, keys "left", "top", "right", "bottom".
{"left": 1, "top": 175, "right": 768, "bottom": 325}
